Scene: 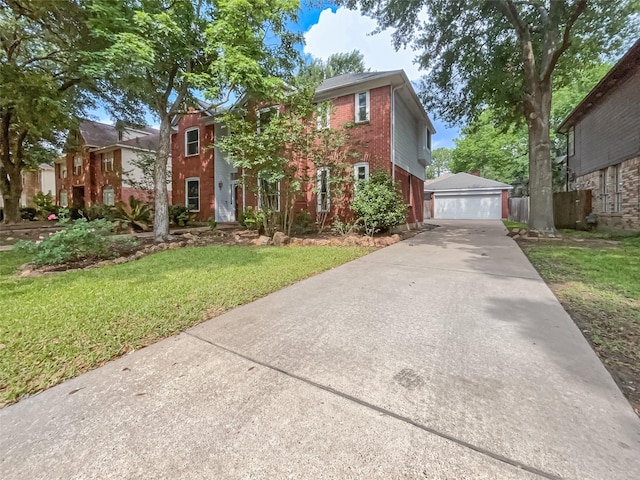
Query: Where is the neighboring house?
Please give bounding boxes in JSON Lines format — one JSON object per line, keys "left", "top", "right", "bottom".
{"left": 424, "top": 173, "right": 512, "bottom": 220}
{"left": 54, "top": 120, "right": 169, "bottom": 209}
{"left": 558, "top": 39, "right": 640, "bottom": 231}
{"left": 0, "top": 164, "right": 55, "bottom": 210}
{"left": 171, "top": 70, "right": 436, "bottom": 224}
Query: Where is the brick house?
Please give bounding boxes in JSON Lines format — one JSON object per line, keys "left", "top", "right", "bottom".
{"left": 558, "top": 39, "right": 640, "bottom": 231}
{"left": 54, "top": 120, "right": 169, "bottom": 209}
{"left": 171, "top": 70, "right": 435, "bottom": 224}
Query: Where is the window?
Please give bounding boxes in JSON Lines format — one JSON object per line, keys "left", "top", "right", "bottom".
{"left": 59, "top": 189, "right": 68, "bottom": 207}
{"left": 257, "top": 106, "right": 278, "bottom": 133}
{"left": 601, "top": 168, "right": 609, "bottom": 213}
{"left": 614, "top": 164, "right": 622, "bottom": 213}
{"left": 355, "top": 91, "right": 370, "bottom": 123}
{"left": 316, "top": 103, "right": 330, "bottom": 130}
{"left": 103, "top": 152, "right": 114, "bottom": 172}
{"left": 185, "top": 128, "right": 199, "bottom": 156}
{"left": 73, "top": 155, "right": 83, "bottom": 175}
{"left": 258, "top": 176, "right": 280, "bottom": 212}
{"left": 185, "top": 178, "right": 200, "bottom": 211}
{"left": 354, "top": 162, "right": 369, "bottom": 182}
{"left": 568, "top": 126, "right": 575, "bottom": 157}
{"left": 103, "top": 185, "right": 115, "bottom": 206}
{"left": 60, "top": 164, "right": 67, "bottom": 179}
{"left": 317, "top": 167, "right": 330, "bottom": 212}
{"left": 427, "top": 130, "right": 432, "bottom": 150}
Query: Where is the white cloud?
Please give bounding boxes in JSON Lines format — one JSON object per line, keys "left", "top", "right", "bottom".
{"left": 304, "top": 8, "right": 422, "bottom": 81}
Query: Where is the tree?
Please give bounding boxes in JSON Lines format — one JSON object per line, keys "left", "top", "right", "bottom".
{"left": 1, "top": 1, "right": 91, "bottom": 223}
{"left": 426, "top": 147, "right": 453, "bottom": 179}
{"left": 340, "top": 0, "right": 637, "bottom": 236}
{"left": 218, "top": 84, "right": 358, "bottom": 235}
{"left": 450, "top": 110, "right": 528, "bottom": 184}
{"left": 90, "top": 0, "right": 299, "bottom": 241}
{"left": 299, "top": 49, "right": 368, "bottom": 84}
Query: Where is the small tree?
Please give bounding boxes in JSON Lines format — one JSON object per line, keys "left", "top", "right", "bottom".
{"left": 351, "top": 170, "right": 406, "bottom": 236}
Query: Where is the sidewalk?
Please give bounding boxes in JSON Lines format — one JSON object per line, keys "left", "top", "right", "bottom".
{"left": 1, "top": 220, "right": 638, "bottom": 479}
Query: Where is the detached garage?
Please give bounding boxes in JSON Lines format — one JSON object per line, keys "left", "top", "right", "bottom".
{"left": 424, "top": 173, "right": 512, "bottom": 220}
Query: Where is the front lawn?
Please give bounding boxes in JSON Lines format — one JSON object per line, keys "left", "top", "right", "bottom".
{"left": 518, "top": 231, "right": 640, "bottom": 414}
{"left": 0, "top": 245, "right": 372, "bottom": 406}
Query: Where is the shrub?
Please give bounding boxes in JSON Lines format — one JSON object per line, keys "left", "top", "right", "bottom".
{"left": 207, "top": 217, "right": 217, "bottom": 230}
{"left": 14, "top": 218, "right": 121, "bottom": 266}
{"left": 292, "top": 210, "right": 312, "bottom": 234}
{"left": 84, "top": 204, "right": 116, "bottom": 221}
{"left": 351, "top": 170, "right": 406, "bottom": 236}
{"left": 330, "top": 215, "right": 360, "bottom": 236}
{"left": 33, "top": 192, "right": 57, "bottom": 218}
{"left": 20, "top": 207, "right": 37, "bottom": 221}
{"left": 168, "top": 204, "right": 192, "bottom": 227}
{"left": 238, "top": 206, "right": 263, "bottom": 231}
{"left": 114, "top": 196, "right": 152, "bottom": 232}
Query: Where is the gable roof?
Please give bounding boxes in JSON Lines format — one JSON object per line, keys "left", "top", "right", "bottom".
{"left": 558, "top": 39, "right": 640, "bottom": 133}
{"left": 315, "top": 70, "right": 404, "bottom": 95}
{"left": 79, "top": 120, "right": 160, "bottom": 151}
{"left": 118, "top": 133, "right": 161, "bottom": 152}
{"left": 424, "top": 172, "right": 512, "bottom": 191}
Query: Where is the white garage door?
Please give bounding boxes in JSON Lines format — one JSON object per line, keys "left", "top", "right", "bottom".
{"left": 434, "top": 193, "right": 502, "bottom": 220}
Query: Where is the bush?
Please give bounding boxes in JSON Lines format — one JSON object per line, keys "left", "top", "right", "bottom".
{"left": 292, "top": 210, "right": 312, "bottom": 234}
{"left": 114, "top": 196, "right": 152, "bottom": 232}
{"left": 238, "top": 206, "right": 263, "bottom": 231}
{"left": 84, "top": 204, "right": 115, "bottom": 221}
{"left": 33, "top": 192, "right": 57, "bottom": 218}
{"left": 168, "top": 204, "right": 193, "bottom": 227}
{"left": 14, "top": 218, "right": 121, "bottom": 266}
{"left": 20, "top": 207, "right": 37, "bottom": 221}
{"left": 351, "top": 170, "right": 406, "bottom": 236}
{"left": 331, "top": 215, "right": 360, "bottom": 236}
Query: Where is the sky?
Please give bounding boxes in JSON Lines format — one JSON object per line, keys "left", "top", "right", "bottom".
{"left": 97, "top": 3, "right": 460, "bottom": 148}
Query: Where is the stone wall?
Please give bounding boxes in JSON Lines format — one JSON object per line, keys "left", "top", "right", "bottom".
{"left": 576, "top": 155, "right": 640, "bottom": 230}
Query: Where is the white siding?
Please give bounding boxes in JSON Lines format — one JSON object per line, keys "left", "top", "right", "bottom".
{"left": 394, "top": 95, "right": 426, "bottom": 180}
{"left": 121, "top": 149, "right": 171, "bottom": 193}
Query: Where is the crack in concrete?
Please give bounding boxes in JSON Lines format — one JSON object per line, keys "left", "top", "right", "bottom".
{"left": 185, "top": 331, "right": 563, "bottom": 480}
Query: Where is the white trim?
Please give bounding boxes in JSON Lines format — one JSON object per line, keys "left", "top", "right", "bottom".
{"left": 317, "top": 167, "right": 330, "bottom": 212}
{"left": 185, "top": 177, "right": 200, "bottom": 212}
{"left": 102, "top": 185, "right": 115, "bottom": 206}
{"left": 102, "top": 151, "right": 114, "bottom": 172}
{"left": 185, "top": 127, "right": 200, "bottom": 157}
{"left": 353, "top": 162, "right": 369, "bottom": 182}
{"left": 354, "top": 91, "right": 370, "bottom": 123}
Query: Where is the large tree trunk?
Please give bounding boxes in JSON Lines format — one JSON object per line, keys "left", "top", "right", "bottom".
{"left": 0, "top": 161, "right": 24, "bottom": 224}
{"left": 153, "top": 115, "right": 171, "bottom": 241}
{"left": 525, "top": 81, "right": 557, "bottom": 236}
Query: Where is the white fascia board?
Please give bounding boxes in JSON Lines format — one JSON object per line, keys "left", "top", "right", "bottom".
{"left": 429, "top": 187, "right": 511, "bottom": 196}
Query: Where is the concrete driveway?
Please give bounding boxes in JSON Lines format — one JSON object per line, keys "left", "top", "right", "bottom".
{"left": 2, "top": 220, "right": 639, "bottom": 479}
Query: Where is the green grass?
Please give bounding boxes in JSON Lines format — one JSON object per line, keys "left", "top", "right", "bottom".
{"left": 0, "top": 245, "right": 372, "bottom": 406}
{"left": 520, "top": 231, "right": 640, "bottom": 411}
{"left": 503, "top": 220, "right": 527, "bottom": 230}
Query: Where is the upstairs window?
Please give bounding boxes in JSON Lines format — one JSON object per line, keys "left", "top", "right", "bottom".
{"left": 60, "top": 164, "right": 67, "bottom": 179}
{"left": 317, "top": 167, "right": 330, "bottom": 212}
{"left": 73, "top": 155, "right": 83, "bottom": 175}
{"left": 427, "top": 130, "right": 432, "bottom": 150}
{"left": 186, "top": 177, "right": 200, "bottom": 211}
{"left": 316, "top": 103, "right": 330, "bottom": 130}
{"left": 355, "top": 91, "right": 370, "bottom": 123}
{"left": 103, "top": 185, "right": 115, "bottom": 206}
{"left": 568, "top": 126, "right": 575, "bottom": 157}
{"left": 185, "top": 128, "right": 199, "bottom": 156}
{"left": 103, "top": 152, "right": 114, "bottom": 172}
{"left": 257, "top": 106, "right": 278, "bottom": 133}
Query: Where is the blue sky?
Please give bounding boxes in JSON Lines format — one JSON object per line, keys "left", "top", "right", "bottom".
{"left": 96, "top": 3, "right": 459, "bottom": 148}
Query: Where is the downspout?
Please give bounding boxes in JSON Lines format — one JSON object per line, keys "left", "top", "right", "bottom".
{"left": 390, "top": 83, "right": 406, "bottom": 181}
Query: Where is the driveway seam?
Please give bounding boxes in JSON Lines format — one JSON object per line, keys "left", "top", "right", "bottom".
{"left": 184, "top": 331, "right": 563, "bottom": 480}
{"left": 359, "top": 260, "right": 542, "bottom": 281}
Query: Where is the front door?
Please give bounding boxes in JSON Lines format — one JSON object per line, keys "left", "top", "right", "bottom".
{"left": 72, "top": 186, "right": 85, "bottom": 210}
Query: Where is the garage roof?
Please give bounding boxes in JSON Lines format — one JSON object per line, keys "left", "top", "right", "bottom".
{"left": 424, "top": 173, "right": 512, "bottom": 192}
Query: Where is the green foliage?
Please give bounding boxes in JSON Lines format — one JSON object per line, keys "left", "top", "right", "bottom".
{"left": 207, "top": 217, "right": 217, "bottom": 230}
{"left": 351, "top": 171, "right": 406, "bottom": 236}
{"left": 84, "top": 204, "right": 116, "bottom": 221}
{"left": 292, "top": 210, "right": 312, "bottom": 234}
{"left": 426, "top": 147, "right": 453, "bottom": 179}
{"left": 168, "top": 204, "right": 193, "bottom": 228}
{"left": 114, "top": 196, "right": 152, "bottom": 232}
{"left": 14, "top": 218, "right": 118, "bottom": 266}
{"left": 330, "top": 215, "right": 360, "bottom": 236}
{"left": 32, "top": 192, "right": 57, "bottom": 218}
{"left": 299, "top": 49, "right": 368, "bottom": 84}
{"left": 238, "top": 206, "right": 263, "bottom": 231}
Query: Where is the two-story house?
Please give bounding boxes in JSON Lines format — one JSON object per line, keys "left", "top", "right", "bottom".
{"left": 558, "top": 39, "right": 640, "bottom": 231}
{"left": 171, "top": 70, "right": 435, "bottom": 224}
{"left": 55, "top": 120, "right": 169, "bottom": 209}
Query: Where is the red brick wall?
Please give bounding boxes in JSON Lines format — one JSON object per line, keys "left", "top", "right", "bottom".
{"left": 171, "top": 112, "right": 215, "bottom": 221}
{"left": 394, "top": 165, "right": 424, "bottom": 223}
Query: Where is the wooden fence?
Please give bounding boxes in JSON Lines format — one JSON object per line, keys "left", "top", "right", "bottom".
{"left": 553, "top": 190, "right": 592, "bottom": 230}
{"left": 508, "top": 191, "right": 593, "bottom": 230}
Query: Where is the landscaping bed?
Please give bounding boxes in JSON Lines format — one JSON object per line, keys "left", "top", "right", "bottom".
{"left": 510, "top": 225, "right": 640, "bottom": 415}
